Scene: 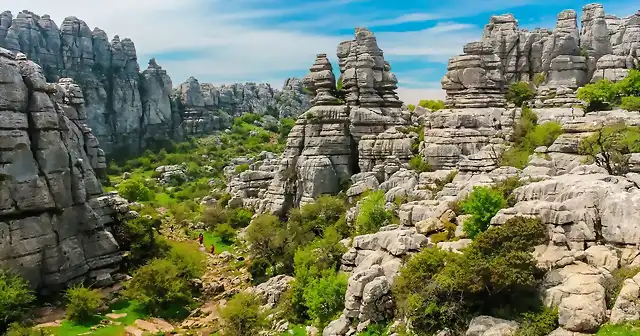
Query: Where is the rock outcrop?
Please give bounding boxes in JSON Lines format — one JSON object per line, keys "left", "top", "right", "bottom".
{"left": 441, "top": 5, "right": 640, "bottom": 108}
{"left": 259, "top": 28, "right": 411, "bottom": 215}
{"left": 0, "top": 10, "right": 311, "bottom": 154}
{"left": 0, "top": 48, "right": 126, "bottom": 292}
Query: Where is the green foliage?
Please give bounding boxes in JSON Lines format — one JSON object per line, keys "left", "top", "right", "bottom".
{"left": 394, "top": 216, "right": 547, "bottom": 335}
{"left": 506, "top": 82, "right": 536, "bottom": 107}
{"left": 279, "top": 118, "right": 296, "bottom": 142}
{"left": 577, "top": 79, "right": 620, "bottom": 111}
{"left": 0, "top": 269, "right": 35, "bottom": 331}
{"left": 407, "top": 104, "right": 416, "bottom": 111}
{"left": 202, "top": 205, "right": 228, "bottom": 229}
{"left": 214, "top": 223, "right": 236, "bottom": 244}
{"left": 460, "top": 186, "right": 507, "bottom": 238}
{"left": 356, "top": 323, "right": 387, "bottom": 336}
{"left": 429, "top": 220, "right": 457, "bottom": 244}
{"left": 409, "top": 156, "right": 433, "bottom": 173}
{"left": 616, "top": 69, "right": 640, "bottom": 97}
{"left": 621, "top": 96, "right": 640, "bottom": 111}
{"left": 303, "top": 270, "right": 348, "bottom": 328}
{"left": 355, "top": 190, "right": 393, "bottom": 235}
{"left": 502, "top": 107, "right": 563, "bottom": 169}
{"left": 579, "top": 123, "right": 640, "bottom": 175}
{"left": 220, "top": 292, "right": 266, "bottom": 336}
{"left": 533, "top": 73, "right": 546, "bottom": 87}
{"left": 124, "top": 259, "right": 192, "bottom": 314}
{"left": 234, "top": 163, "right": 250, "bottom": 174}
{"left": 114, "top": 216, "right": 168, "bottom": 269}
{"left": 165, "top": 241, "right": 206, "bottom": 280}
{"left": 597, "top": 321, "right": 640, "bottom": 336}
{"left": 5, "top": 323, "right": 43, "bottom": 336}
{"left": 418, "top": 99, "right": 446, "bottom": 111}
{"left": 64, "top": 285, "right": 104, "bottom": 322}
{"left": 515, "top": 308, "right": 559, "bottom": 336}
{"left": 492, "top": 176, "right": 525, "bottom": 207}
{"left": 604, "top": 266, "right": 640, "bottom": 309}
{"left": 117, "top": 179, "right": 155, "bottom": 202}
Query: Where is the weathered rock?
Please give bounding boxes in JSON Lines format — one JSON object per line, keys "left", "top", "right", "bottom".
{"left": 465, "top": 316, "right": 519, "bottom": 336}
{"left": 0, "top": 49, "right": 125, "bottom": 292}
{"left": 247, "top": 274, "right": 294, "bottom": 309}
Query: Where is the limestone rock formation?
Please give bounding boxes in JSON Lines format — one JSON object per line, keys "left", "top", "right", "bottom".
{"left": 0, "top": 48, "right": 126, "bottom": 292}
{"left": 260, "top": 28, "right": 410, "bottom": 215}
{"left": 441, "top": 5, "right": 640, "bottom": 109}
{"left": 0, "top": 10, "right": 311, "bottom": 154}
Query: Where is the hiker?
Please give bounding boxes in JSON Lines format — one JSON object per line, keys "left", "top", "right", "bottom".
{"left": 198, "top": 233, "right": 204, "bottom": 245}
{"left": 210, "top": 244, "right": 215, "bottom": 254}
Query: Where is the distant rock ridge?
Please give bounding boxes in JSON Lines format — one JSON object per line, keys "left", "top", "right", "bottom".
{"left": 0, "top": 10, "right": 311, "bottom": 155}
{"left": 442, "top": 4, "right": 640, "bottom": 108}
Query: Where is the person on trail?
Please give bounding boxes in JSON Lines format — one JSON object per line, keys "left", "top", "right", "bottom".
{"left": 198, "top": 233, "right": 204, "bottom": 245}
{"left": 210, "top": 244, "right": 215, "bottom": 254}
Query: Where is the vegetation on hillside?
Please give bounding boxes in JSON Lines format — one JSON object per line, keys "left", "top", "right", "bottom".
{"left": 577, "top": 69, "right": 640, "bottom": 111}
{"left": 407, "top": 99, "right": 446, "bottom": 111}
{"left": 579, "top": 123, "right": 640, "bottom": 175}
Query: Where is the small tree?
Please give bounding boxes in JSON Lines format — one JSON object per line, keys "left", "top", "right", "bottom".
{"left": 117, "top": 179, "right": 155, "bottom": 202}
{"left": 461, "top": 186, "right": 507, "bottom": 238}
{"left": 214, "top": 223, "right": 236, "bottom": 244}
{"left": 124, "top": 259, "right": 192, "bottom": 313}
{"left": 621, "top": 96, "right": 640, "bottom": 111}
{"left": 355, "top": 190, "right": 393, "bottom": 235}
{"left": 576, "top": 79, "right": 619, "bottom": 111}
{"left": 303, "top": 270, "right": 348, "bottom": 328}
{"left": 506, "top": 82, "right": 536, "bottom": 107}
{"left": 409, "top": 156, "right": 433, "bottom": 173}
{"left": 578, "top": 123, "right": 640, "bottom": 175}
{"left": 220, "top": 292, "right": 266, "bottom": 336}
{"left": 64, "top": 285, "right": 104, "bottom": 322}
{"left": 0, "top": 270, "right": 35, "bottom": 332}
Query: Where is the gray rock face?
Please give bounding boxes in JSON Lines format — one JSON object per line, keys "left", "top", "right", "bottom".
{"left": 0, "top": 48, "right": 126, "bottom": 292}
{"left": 247, "top": 274, "right": 294, "bottom": 309}
{"left": 465, "top": 316, "right": 519, "bottom": 336}
{"left": 1, "top": 10, "right": 311, "bottom": 154}
{"left": 442, "top": 5, "right": 639, "bottom": 108}
{"left": 260, "top": 28, "right": 410, "bottom": 215}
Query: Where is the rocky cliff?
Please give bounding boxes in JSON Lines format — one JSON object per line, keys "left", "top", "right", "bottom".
{"left": 442, "top": 5, "right": 640, "bottom": 108}
{"left": 0, "top": 48, "right": 128, "bottom": 292}
{"left": 0, "top": 10, "right": 311, "bottom": 155}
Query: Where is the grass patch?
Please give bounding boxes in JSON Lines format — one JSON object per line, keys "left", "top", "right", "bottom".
{"left": 597, "top": 322, "right": 640, "bottom": 336}
{"left": 203, "top": 232, "right": 233, "bottom": 254}
{"left": 47, "top": 300, "right": 147, "bottom": 336}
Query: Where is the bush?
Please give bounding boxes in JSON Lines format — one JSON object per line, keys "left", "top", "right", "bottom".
{"left": 506, "top": 82, "right": 536, "bottom": 107}
{"left": 214, "top": 223, "right": 236, "bottom": 244}
{"left": 234, "top": 163, "right": 250, "bottom": 174}
{"left": 279, "top": 118, "right": 296, "bottom": 142}
{"left": 621, "top": 96, "right": 640, "bottom": 111}
{"left": 407, "top": 104, "right": 416, "bottom": 111}
{"left": 409, "top": 156, "right": 433, "bottom": 173}
{"left": 615, "top": 69, "right": 640, "bottom": 97}
{"left": 577, "top": 79, "right": 618, "bottom": 111}
{"left": 579, "top": 123, "right": 640, "bottom": 175}
{"left": 114, "top": 216, "right": 168, "bottom": 268}
{"left": 303, "top": 270, "right": 348, "bottom": 328}
{"left": 0, "top": 270, "right": 35, "bottom": 331}
{"left": 289, "top": 195, "right": 347, "bottom": 236}
{"left": 355, "top": 190, "right": 393, "bottom": 235}
{"left": 5, "top": 323, "right": 43, "bottom": 336}
{"left": 418, "top": 99, "right": 446, "bottom": 111}
{"left": 245, "top": 214, "right": 288, "bottom": 261}
{"left": 64, "top": 285, "right": 104, "bottom": 322}
{"left": 166, "top": 241, "right": 206, "bottom": 280}
{"left": 604, "top": 266, "right": 640, "bottom": 309}
{"left": 124, "top": 259, "right": 192, "bottom": 313}
{"left": 220, "top": 292, "right": 266, "bottom": 336}
{"left": 394, "top": 216, "right": 547, "bottom": 335}
{"left": 202, "top": 206, "right": 228, "bottom": 230}
{"left": 515, "top": 308, "right": 559, "bottom": 336}
{"left": 502, "top": 107, "right": 562, "bottom": 169}
{"left": 117, "top": 179, "right": 155, "bottom": 202}
{"left": 461, "top": 186, "right": 507, "bottom": 238}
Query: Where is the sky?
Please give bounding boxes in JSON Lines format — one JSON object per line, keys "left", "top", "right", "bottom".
{"left": 2, "top": 0, "right": 638, "bottom": 104}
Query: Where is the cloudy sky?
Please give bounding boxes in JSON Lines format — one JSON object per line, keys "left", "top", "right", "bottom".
{"left": 3, "top": 0, "right": 637, "bottom": 104}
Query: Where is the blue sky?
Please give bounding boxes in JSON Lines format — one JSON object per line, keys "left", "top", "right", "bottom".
{"left": 5, "top": 0, "right": 638, "bottom": 103}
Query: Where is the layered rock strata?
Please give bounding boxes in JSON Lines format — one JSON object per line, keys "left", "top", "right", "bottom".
{"left": 442, "top": 5, "right": 640, "bottom": 108}
{"left": 259, "top": 28, "right": 411, "bottom": 215}
{"left": 0, "top": 48, "right": 126, "bottom": 292}
{"left": 0, "top": 10, "right": 311, "bottom": 154}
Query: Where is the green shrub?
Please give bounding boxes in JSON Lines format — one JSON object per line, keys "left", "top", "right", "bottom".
{"left": 117, "top": 179, "right": 155, "bottom": 202}
{"left": 248, "top": 258, "right": 272, "bottom": 285}
{"left": 492, "top": 176, "right": 525, "bottom": 207}
{"left": 597, "top": 321, "right": 640, "bottom": 336}
{"left": 577, "top": 79, "right": 619, "bottom": 111}
{"left": 615, "top": 69, "right": 640, "bottom": 97}
{"left": 502, "top": 107, "right": 562, "bottom": 169}
{"left": 604, "top": 266, "right": 640, "bottom": 309}
{"left": 124, "top": 259, "right": 192, "bottom": 314}
{"left": 5, "top": 323, "right": 43, "bottom": 336}
{"left": 279, "top": 118, "right": 296, "bottom": 142}
{"left": 579, "top": 123, "right": 640, "bottom": 175}
{"left": 64, "top": 285, "right": 104, "bottom": 322}
{"left": 227, "top": 208, "right": 254, "bottom": 229}
{"left": 303, "top": 270, "right": 348, "bottom": 328}
{"left": 355, "top": 190, "right": 393, "bottom": 235}
{"left": 418, "top": 99, "right": 446, "bottom": 111}
{"left": 114, "top": 216, "right": 168, "bottom": 268}
{"left": 289, "top": 195, "right": 347, "bottom": 236}
{"left": 245, "top": 214, "right": 288, "bottom": 261}
{"left": 407, "top": 104, "right": 416, "bottom": 111}
{"left": 166, "top": 241, "right": 205, "bottom": 280}
{"left": 220, "top": 292, "right": 266, "bottom": 336}
{"left": 234, "top": 163, "right": 250, "bottom": 174}
{"left": 394, "top": 216, "right": 547, "bottom": 335}
{"left": 621, "top": 96, "right": 640, "bottom": 111}
{"left": 214, "top": 223, "right": 236, "bottom": 244}
{"left": 429, "top": 221, "right": 457, "bottom": 244}
{"left": 506, "top": 82, "right": 536, "bottom": 107}
{"left": 218, "top": 193, "right": 232, "bottom": 208}
{"left": 515, "top": 308, "right": 559, "bottom": 336}
{"left": 202, "top": 206, "right": 228, "bottom": 230}
{"left": 461, "top": 186, "right": 507, "bottom": 238}
{"left": 409, "top": 156, "right": 433, "bottom": 173}
{"left": 0, "top": 270, "right": 35, "bottom": 331}
{"left": 533, "top": 73, "right": 546, "bottom": 87}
